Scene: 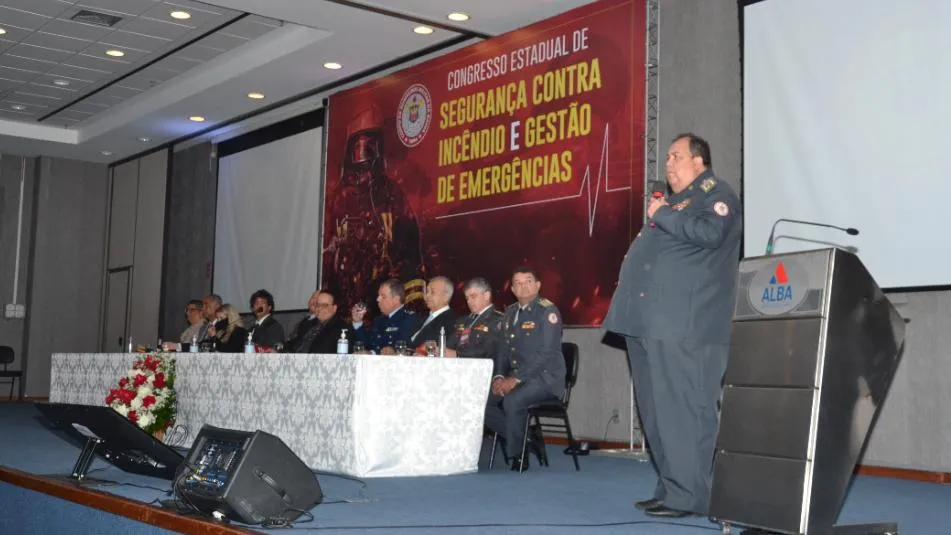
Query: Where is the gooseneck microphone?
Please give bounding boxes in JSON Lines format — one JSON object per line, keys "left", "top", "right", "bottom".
{"left": 765, "top": 218, "right": 859, "bottom": 255}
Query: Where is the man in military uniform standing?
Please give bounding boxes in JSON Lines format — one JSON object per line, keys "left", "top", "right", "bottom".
{"left": 603, "top": 134, "right": 741, "bottom": 517}
{"left": 445, "top": 277, "right": 504, "bottom": 360}
{"left": 484, "top": 267, "right": 566, "bottom": 471}
{"left": 352, "top": 278, "right": 422, "bottom": 354}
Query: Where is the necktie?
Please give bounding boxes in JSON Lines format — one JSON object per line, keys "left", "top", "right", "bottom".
{"left": 296, "top": 322, "right": 323, "bottom": 353}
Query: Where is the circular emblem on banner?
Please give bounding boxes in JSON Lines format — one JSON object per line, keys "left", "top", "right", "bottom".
{"left": 396, "top": 83, "right": 432, "bottom": 147}
{"left": 748, "top": 259, "right": 809, "bottom": 316}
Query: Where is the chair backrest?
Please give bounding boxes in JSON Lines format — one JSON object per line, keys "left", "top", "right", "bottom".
{"left": 0, "top": 346, "right": 13, "bottom": 367}
{"left": 560, "top": 342, "right": 579, "bottom": 405}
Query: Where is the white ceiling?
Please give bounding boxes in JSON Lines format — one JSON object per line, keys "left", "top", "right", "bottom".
{"left": 0, "top": 0, "right": 596, "bottom": 163}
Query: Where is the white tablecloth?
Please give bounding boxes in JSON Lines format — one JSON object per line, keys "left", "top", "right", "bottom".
{"left": 49, "top": 353, "right": 493, "bottom": 478}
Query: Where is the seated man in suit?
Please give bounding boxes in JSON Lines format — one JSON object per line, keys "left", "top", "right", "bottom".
{"left": 484, "top": 266, "right": 566, "bottom": 471}
{"left": 409, "top": 276, "right": 457, "bottom": 353}
{"left": 179, "top": 299, "right": 207, "bottom": 347}
{"left": 352, "top": 278, "right": 422, "bottom": 355}
{"left": 445, "top": 277, "right": 504, "bottom": 360}
{"left": 248, "top": 289, "right": 285, "bottom": 350}
{"left": 286, "top": 290, "right": 354, "bottom": 354}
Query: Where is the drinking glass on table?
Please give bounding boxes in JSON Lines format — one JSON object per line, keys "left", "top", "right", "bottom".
{"left": 394, "top": 340, "right": 407, "bottom": 355}
{"left": 352, "top": 341, "right": 365, "bottom": 353}
{"left": 424, "top": 340, "right": 438, "bottom": 358}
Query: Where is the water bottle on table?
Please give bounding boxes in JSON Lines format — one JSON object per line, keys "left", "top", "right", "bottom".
{"left": 337, "top": 330, "right": 349, "bottom": 356}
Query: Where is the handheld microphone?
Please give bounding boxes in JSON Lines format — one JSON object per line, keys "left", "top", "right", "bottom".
{"left": 646, "top": 181, "right": 666, "bottom": 227}
{"left": 648, "top": 180, "right": 666, "bottom": 198}
{"left": 765, "top": 218, "right": 859, "bottom": 255}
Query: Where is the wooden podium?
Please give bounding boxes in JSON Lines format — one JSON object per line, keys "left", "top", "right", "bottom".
{"left": 710, "top": 248, "right": 905, "bottom": 535}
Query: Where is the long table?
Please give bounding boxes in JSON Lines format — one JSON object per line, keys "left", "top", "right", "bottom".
{"left": 49, "top": 353, "right": 493, "bottom": 478}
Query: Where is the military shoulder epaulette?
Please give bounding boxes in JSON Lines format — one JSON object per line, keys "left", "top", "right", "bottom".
{"left": 538, "top": 298, "right": 555, "bottom": 308}
{"left": 700, "top": 177, "right": 717, "bottom": 192}
{"left": 490, "top": 309, "right": 504, "bottom": 317}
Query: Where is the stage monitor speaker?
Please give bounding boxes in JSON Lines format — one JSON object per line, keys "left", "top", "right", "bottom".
{"left": 34, "top": 402, "right": 184, "bottom": 482}
{"left": 174, "top": 425, "right": 323, "bottom": 526}
{"left": 710, "top": 248, "right": 905, "bottom": 535}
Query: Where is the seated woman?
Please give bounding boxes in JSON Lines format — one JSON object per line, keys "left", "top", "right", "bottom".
{"left": 209, "top": 304, "right": 249, "bottom": 353}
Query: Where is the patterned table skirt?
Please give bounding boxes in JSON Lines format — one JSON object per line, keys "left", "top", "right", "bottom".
{"left": 49, "top": 353, "right": 493, "bottom": 478}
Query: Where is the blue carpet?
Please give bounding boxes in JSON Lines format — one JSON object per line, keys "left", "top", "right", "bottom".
{"left": 1, "top": 402, "right": 948, "bottom": 534}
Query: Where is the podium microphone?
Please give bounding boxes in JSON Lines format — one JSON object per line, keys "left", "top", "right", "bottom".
{"left": 765, "top": 218, "right": 859, "bottom": 255}
{"left": 648, "top": 180, "right": 666, "bottom": 198}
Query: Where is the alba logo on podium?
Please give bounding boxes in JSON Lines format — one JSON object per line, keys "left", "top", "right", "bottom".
{"left": 748, "top": 259, "right": 809, "bottom": 316}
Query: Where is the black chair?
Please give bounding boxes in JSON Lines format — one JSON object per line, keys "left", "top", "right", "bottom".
{"left": 0, "top": 346, "right": 23, "bottom": 400}
{"left": 488, "top": 342, "right": 582, "bottom": 472}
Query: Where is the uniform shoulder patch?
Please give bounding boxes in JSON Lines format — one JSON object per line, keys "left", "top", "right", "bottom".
{"left": 548, "top": 312, "right": 559, "bottom": 324}
{"left": 700, "top": 177, "right": 717, "bottom": 192}
{"left": 713, "top": 201, "right": 730, "bottom": 217}
{"left": 538, "top": 298, "right": 555, "bottom": 308}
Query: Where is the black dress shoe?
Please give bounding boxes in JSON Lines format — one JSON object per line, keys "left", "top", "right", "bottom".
{"left": 644, "top": 505, "right": 693, "bottom": 518}
{"left": 634, "top": 498, "right": 663, "bottom": 510}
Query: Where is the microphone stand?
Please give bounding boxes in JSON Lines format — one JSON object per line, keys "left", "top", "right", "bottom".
{"left": 766, "top": 218, "right": 859, "bottom": 255}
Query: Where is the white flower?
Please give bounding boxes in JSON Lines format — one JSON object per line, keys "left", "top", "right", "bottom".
{"left": 137, "top": 385, "right": 152, "bottom": 398}
{"left": 130, "top": 397, "right": 143, "bottom": 410}
{"left": 138, "top": 413, "right": 154, "bottom": 427}
{"left": 115, "top": 405, "right": 129, "bottom": 417}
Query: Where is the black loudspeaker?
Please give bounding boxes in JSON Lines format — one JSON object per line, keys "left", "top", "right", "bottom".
{"left": 173, "top": 425, "right": 322, "bottom": 526}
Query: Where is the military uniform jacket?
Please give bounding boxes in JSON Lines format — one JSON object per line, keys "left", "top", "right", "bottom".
{"left": 355, "top": 306, "right": 422, "bottom": 353}
{"left": 448, "top": 307, "right": 504, "bottom": 361}
{"left": 496, "top": 296, "right": 566, "bottom": 397}
{"left": 603, "top": 170, "right": 742, "bottom": 344}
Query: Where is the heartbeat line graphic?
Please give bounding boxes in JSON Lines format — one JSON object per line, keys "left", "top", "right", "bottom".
{"left": 434, "top": 124, "right": 630, "bottom": 237}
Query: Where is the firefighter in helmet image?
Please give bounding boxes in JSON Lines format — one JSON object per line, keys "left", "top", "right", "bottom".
{"left": 324, "top": 104, "right": 426, "bottom": 319}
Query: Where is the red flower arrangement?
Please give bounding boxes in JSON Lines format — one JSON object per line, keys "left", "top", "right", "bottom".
{"left": 105, "top": 354, "right": 177, "bottom": 435}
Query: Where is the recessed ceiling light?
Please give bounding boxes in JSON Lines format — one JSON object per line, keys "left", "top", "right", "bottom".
{"left": 10, "top": 104, "right": 25, "bottom": 111}
{"left": 189, "top": 116, "right": 205, "bottom": 122}
{"left": 447, "top": 12, "right": 470, "bottom": 22}
{"left": 0, "top": 28, "right": 6, "bottom": 36}
{"left": 413, "top": 26, "right": 434, "bottom": 35}
{"left": 247, "top": 92, "right": 265, "bottom": 99}
{"left": 169, "top": 10, "right": 191, "bottom": 20}
{"left": 138, "top": 137, "right": 151, "bottom": 143}
{"left": 323, "top": 62, "right": 342, "bottom": 70}
{"left": 105, "top": 49, "right": 125, "bottom": 57}
{"left": 101, "top": 150, "right": 113, "bottom": 156}
{"left": 52, "top": 79, "right": 70, "bottom": 86}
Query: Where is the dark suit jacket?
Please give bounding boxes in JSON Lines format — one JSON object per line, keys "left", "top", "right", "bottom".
{"left": 250, "top": 315, "right": 285, "bottom": 349}
{"left": 290, "top": 314, "right": 356, "bottom": 354}
{"left": 285, "top": 315, "right": 319, "bottom": 352}
{"left": 409, "top": 309, "right": 457, "bottom": 349}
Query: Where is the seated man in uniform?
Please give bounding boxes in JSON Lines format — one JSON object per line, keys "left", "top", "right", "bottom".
{"left": 352, "top": 278, "right": 422, "bottom": 354}
{"left": 445, "top": 277, "right": 504, "bottom": 360}
{"left": 484, "top": 267, "right": 566, "bottom": 471}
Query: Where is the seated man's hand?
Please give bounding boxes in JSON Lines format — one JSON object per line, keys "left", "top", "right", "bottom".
{"left": 498, "top": 377, "right": 520, "bottom": 396}
{"left": 353, "top": 350, "right": 372, "bottom": 355}
{"left": 491, "top": 377, "right": 505, "bottom": 396}
{"left": 443, "top": 348, "right": 457, "bottom": 358}
{"left": 379, "top": 346, "right": 396, "bottom": 356}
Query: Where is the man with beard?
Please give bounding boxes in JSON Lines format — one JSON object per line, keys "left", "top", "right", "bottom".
{"left": 248, "top": 289, "right": 285, "bottom": 350}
